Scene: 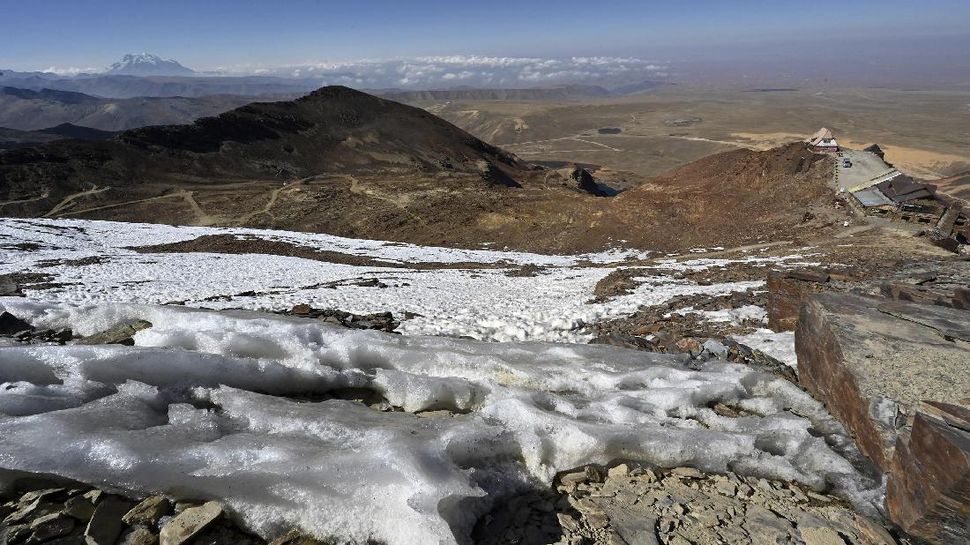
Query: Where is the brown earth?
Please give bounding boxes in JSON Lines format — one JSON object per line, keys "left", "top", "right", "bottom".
{"left": 0, "top": 84, "right": 846, "bottom": 254}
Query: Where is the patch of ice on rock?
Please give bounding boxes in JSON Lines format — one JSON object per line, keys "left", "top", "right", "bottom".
{"left": 733, "top": 328, "right": 798, "bottom": 369}
{"left": 0, "top": 300, "right": 881, "bottom": 545}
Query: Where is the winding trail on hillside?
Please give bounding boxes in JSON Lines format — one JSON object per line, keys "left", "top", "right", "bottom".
{"left": 342, "top": 174, "right": 429, "bottom": 226}
{"left": 0, "top": 190, "right": 52, "bottom": 210}
{"left": 43, "top": 187, "right": 110, "bottom": 217}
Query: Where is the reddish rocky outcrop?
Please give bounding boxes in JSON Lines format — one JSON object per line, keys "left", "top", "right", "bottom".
{"left": 886, "top": 401, "right": 970, "bottom": 544}
{"left": 796, "top": 293, "right": 970, "bottom": 544}
{"left": 766, "top": 269, "right": 829, "bottom": 331}
{"left": 795, "top": 293, "right": 970, "bottom": 471}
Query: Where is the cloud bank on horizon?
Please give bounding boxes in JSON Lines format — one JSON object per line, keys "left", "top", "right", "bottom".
{"left": 39, "top": 55, "right": 671, "bottom": 89}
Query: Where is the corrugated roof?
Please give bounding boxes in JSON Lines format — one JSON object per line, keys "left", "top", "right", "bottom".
{"left": 876, "top": 175, "right": 934, "bottom": 203}
{"left": 852, "top": 187, "right": 895, "bottom": 207}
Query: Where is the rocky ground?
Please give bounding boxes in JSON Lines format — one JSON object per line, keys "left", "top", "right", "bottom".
{"left": 0, "top": 484, "right": 268, "bottom": 545}
{"left": 475, "top": 464, "right": 904, "bottom": 545}
{"left": 1, "top": 467, "right": 903, "bottom": 545}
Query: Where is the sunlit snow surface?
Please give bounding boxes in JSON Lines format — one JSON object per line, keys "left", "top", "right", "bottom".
{"left": 0, "top": 301, "right": 881, "bottom": 544}
{"left": 0, "top": 219, "right": 867, "bottom": 544}
{"left": 0, "top": 219, "right": 816, "bottom": 343}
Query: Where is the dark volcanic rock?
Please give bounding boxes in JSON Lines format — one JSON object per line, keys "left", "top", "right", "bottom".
{"left": 76, "top": 319, "right": 153, "bottom": 346}
{"left": 887, "top": 401, "right": 970, "bottom": 544}
{"left": 0, "top": 311, "right": 32, "bottom": 335}
{"left": 570, "top": 167, "right": 608, "bottom": 196}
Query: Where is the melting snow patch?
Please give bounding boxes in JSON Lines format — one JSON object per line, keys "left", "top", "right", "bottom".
{"left": 0, "top": 219, "right": 767, "bottom": 343}
{"left": 667, "top": 304, "right": 767, "bottom": 325}
{"left": 733, "top": 329, "right": 798, "bottom": 369}
{"left": 0, "top": 300, "right": 881, "bottom": 544}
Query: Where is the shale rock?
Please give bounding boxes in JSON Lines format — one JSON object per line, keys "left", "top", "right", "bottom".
{"left": 475, "top": 464, "right": 895, "bottom": 545}
{"left": 76, "top": 320, "right": 152, "bottom": 346}
{"left": 122, "top": 497, "right": 171, "bottom": 527}
{"left": 158, "top": 501, "right": 222, "bottom": 545}
{"left": 795, "top": 293, "right": 970, "bottom": 470}
{"left": 85, "top": 496, "right": 134, "bottom": 545}
{"left": 886, "top": 401, "right": 970, "bottom": 544}
{"left": 766, "top": 269, "right": 828, "bottom": 331}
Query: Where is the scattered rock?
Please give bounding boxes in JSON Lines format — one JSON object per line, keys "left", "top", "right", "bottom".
{"left": 504, "top": 264, "right": 545, "bottom": 277}
{"left": 3, "top": 523, "right": 31, "bottom": 544}
{"left": 607, "top": 464, "right": 630, "bottom": 479}
{"left": 476, "top": 467, "right": 894, "bottom": 545}
{"left": 63, "top": 496, "right": 97, "bottom": 523}
{"left": 267, "top": 530, "right": 323, "bottom": 545}
{"left": 672, "top": 337, "right": 702, "bottom": 357}
{"left": 0, "top": 311, "right": 33, "bottom": 335}
{"left": 122, "top": 497, "right": 171, "bottom": 527}
{"left": 76, "top": 320, "right": 152, "bottom": 346}
{"left": 282, "top": 305, "right": 399, "bottom": 332}
{"left": 799, "top": 517, "right": 849, "bottom": 545}
{"left": 669, "top": 467, "right": 703, "bottom": 479}
{"left": 0, "top": 487, "right": 260, "bottom": 545}
{"left": 85, "top": 496, "right": 134, "bottom": 545}
{"left": 120, "top": 527, "right": 159, "bottom": 545}
{"left": 886, "top": 400, "right": 970, "bottom": 545}
{"left": 570, "top": 167, "right": 608, "bottom": 197}
{"left": 701, "top": 339, "right": 728, "bottom": 358}
{"left": 30, "top": 513, "right": 75, "bottom": 541}
{"left": 158, "top": 501, "right": 222, "bottom": 545}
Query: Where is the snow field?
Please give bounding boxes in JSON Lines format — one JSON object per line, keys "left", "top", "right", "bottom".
{"left": 0, "top": 219, "right": 792, "bottom": 343}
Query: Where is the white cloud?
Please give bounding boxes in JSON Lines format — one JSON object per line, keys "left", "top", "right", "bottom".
{"left": 211, "top": 56, "right": 670, "bottom": 89}
{"left": 42, "top": 66, "right": 100, "bottom": 76}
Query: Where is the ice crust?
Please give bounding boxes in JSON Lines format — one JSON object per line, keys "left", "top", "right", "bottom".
{"left": 0, "top": 300, "right": 881, "bottom": 544}
{"left": 0, "top": 219, "right": 808, "bottom": 343}
{"left": 733, "top": 329, "right": 799, "bottom": 369}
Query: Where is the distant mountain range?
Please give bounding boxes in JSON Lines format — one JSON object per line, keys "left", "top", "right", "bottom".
{"left": 0, "top": 123, "right": 115, "bottom": 150}
{"left": 0, "top": 79, "right": 670, "bottom": 134}
{"left": 0, "top": 54, "right": 671, "bottom": 99}
{"left": 0, "top": 86, "right": 276, "bottom": 131}
{"left": 105, "top": 53, "right": 195, "bottom": 77}
{"left": 0, "top": 72, "right": 322, "bottom": 99}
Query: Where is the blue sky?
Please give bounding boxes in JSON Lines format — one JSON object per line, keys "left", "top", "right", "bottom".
{"left": 2, "top": 0, "right": 969, "bottom": 72}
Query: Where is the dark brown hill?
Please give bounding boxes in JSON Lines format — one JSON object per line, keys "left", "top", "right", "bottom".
{"left": 0, "top": 86, "right": 533, "bottom": 217}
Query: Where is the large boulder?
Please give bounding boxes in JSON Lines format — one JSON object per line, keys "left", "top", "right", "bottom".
{"left": 794, "top": 293, "right": 970, "bottom": 470}
{"left": 886, "top": 401, "right": 970, "bottom": 544}
{"left": 766, "top": 269, "right": 829, "bottom": 331}
{"left": 570, "top": 168, "right": 608, "bottom": 196}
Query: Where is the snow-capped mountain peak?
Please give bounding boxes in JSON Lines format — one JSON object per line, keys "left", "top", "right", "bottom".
{"left": 104, "top": 53, "right": 195, "bottom": 76}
